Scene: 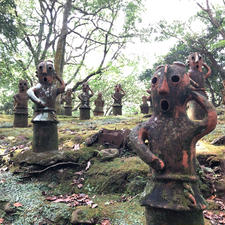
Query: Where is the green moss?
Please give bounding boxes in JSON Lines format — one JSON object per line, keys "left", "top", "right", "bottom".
{"left": 72, "top": 194, "right": 145, "bottom": 224}
{"left": 83, "top": 157, "right": 149, "bottom": 195}
{"left": 196, "top": 141, "right": 225, "bottom": 160}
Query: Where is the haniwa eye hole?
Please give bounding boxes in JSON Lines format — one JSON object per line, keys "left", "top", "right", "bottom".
{"left": 48, "top": 66, "right": 52, "bottom": 70}
{"left": 171, "top": 75, "right": 180, "bottom": 83}
{"left": 24, "top": 83, "right": 27, "bottom": 85}
{"left": 152, "top": 77, "right": 158, "bottom": 84}
{"left": 19, "top": 83, "right": 22, "bottom": 85}
{"left": 192, "top": 56, "right": 195, "bottom": 61}
{"left": 39, "top": 66, "right": 43, "bottom": 70}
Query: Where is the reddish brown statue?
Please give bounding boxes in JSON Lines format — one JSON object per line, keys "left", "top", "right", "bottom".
{"left": 129, "top": 62, "right": 217, "bottom": 225}
{"left": 140, "top": 96, "right": 149, "bottom": 114}
{"left": 61, "top": 89, "right": 73, "bottom": 116}
{"left": 27, "top": 60, "right": 65, "bottom": 152}
{"left": 187, "top": 52, "right": 211, "bottom": 120}
{"left": 93, "top": 92, "right": 104, "bottom": 116}
{"left": 13, "top": 80, "right": 29, "bottom": 127}
{"left": 146, "top": 88, "right": 152, "bottom": 108}
{"left": 112, "top": 84, "right": 125, "bottom": 115}
{"left": 222, "top": 80, "right": 225, "bottom": 105}
{"left": 78, "top": 82, "right": 94, "bottom": 120}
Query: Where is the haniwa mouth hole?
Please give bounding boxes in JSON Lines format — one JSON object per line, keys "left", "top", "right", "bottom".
{"left": 44, "top": 77, "right": 47, "bottom": 82}
{"left": 160, "top": 99, "right": 169, "bottom": 111}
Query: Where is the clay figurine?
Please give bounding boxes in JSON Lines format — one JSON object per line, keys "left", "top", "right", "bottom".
{"left": 140, "top": 96, "right": 149, "bottom": 114}
{"left": 61, "top": 89, "right": 73, "bottom": 116}
{"left": 78, "top": 82, "right": 94, "bottom": 120}
{"left": 27, "top": 60, "right": 65, "bottom": 152}
{"left": 112, "top": 84, "right": 125, "bottom": 115}
{"left": 93, "top": 92, "right": 104, "bottom": 116}
{"left": 129, "top": 62, "right": 217, "bottom": 225}
{"left": 186, "top": 52, "right": 211, "bottom": 120}
{"left": 13, "top": 80, "right": 29, "bottom": 127}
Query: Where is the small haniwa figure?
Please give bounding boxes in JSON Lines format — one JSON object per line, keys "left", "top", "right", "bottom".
{"left": 140, "top": 96, "right": 149, "bottom": 114}
{"left": 27, "top": 60, "right": 65, "bottom": 152}
{"left": 129, "top": 62, "right": 217, "bottom": 225}
{"left": 187, "top": 52, "right": 212, "bottom": 120}
{"left": 61, "top": 89, "right": 73, "bottom": 116}
{"left": 13, "top": 80, "right": 29, "bottom": 127}
{"left": 93, "top": 92, "right": 104, "bottom": 116}
{"left": 78, "top": 82, "right": 94, "bottom": 120}
{"left": 112, "top": 84, "right": 125, "bottom": 115}
{"left": 146, "top": 88, "right": 152, "bottom": 108}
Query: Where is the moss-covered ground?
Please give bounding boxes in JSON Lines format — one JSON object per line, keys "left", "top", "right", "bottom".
{"left": 0, "top": 110, "right": 224, "bottom": 225}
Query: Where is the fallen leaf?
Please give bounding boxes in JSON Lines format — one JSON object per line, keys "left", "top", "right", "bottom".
{"left": 8, "top": 136, "right": 15, "bottom": 140}
{"left": 13, "top": 202, "right": 23, "bottom": 207}
{"left": 77, "top": 184, "right": 83, "bottom": 189}
{"left": 74, "top": 170, "right": 83, "bottom": 176}
{"left": 91, "top": 203, "right": 98, "bottom": 208}
{"left": 85, "top": 161, "right": 91, "bottom": 171}
{"left": 46, "top": 196, "right": 57, "bottom": 201}
{"left": 0, "top": 179, "right": 6, "bottom": 184}
{"left": 73, "top": 144, "right": 80, "bottom": 150}
{"left": 101, "top": 219, "right": 111, "bottom": 225}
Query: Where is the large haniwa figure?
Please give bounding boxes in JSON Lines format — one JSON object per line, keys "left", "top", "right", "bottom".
{"left": 13, "top": 80, "right": 29, "bottom": 127}
{"left": 222, "top": 80, "right": 225, "bottom": 105}
{"left": 129, "top": 62, "right": 217, "bottom": 225}
{"left": 27, "top": 60, "right": 65, "bottom": 152}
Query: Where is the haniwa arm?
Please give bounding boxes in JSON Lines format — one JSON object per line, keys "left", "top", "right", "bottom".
{"left": 129, "top": 123, "right": 165, "bottom": 172}
{"left": 190, "top": 90, "right": 217, "bottom": 142}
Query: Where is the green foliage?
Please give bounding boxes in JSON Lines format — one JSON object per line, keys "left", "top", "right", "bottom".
{"left": 0, "top": 0, "right": 18, "bottom": 40}
{"left": 211, "top": 40, "right": 225, "bottom": 50}
{"left": 139, "top": 68, "right": 152, "bottom": 81}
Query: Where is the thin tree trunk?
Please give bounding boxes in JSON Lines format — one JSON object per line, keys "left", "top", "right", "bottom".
{"left": 54, "top": 0, "right": 72, "bottom": 113}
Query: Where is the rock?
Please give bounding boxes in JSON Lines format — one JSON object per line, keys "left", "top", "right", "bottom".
{"left": 71, "top": 209, "right": 94, "bottom": 224}
{"left": 99, "top": 148, "right": 119, "bottom": 161}
{"left": 211, "top": 135, "right": 225, "bottom": 145}
{"left": 85, "top": 128, "right": 130, "bottom": 148}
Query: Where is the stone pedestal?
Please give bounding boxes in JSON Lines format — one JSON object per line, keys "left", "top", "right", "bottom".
{"left": 113, "top": 104, "right": 122, "bottom": 116}
{"left": 64, "top": 106, "right": 72, "bottom": 116}
{"left": 13, "top": 108, "right": 28, "bottom": 127}
{"left": 32, "top": 121, "right": 58, "bottom": 152}
{"left": 145, "top": 207, "right": 204, "bottom": 225}
{"left": 80, "top": 107, "right": 90, "bottom": 120}
{"left": 93, "top": 110, "right": 104, "bottom": 116}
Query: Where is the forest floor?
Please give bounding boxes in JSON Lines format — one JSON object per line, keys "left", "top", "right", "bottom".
{"left": 0, "top": 109, "right": 224, "bottom": 225}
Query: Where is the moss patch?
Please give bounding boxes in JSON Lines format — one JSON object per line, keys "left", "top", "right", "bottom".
{"left": 197, "top": 141, "right": 225, "bottom": 159}
{"left": 83, "top": 157, "right": 149, "bottom": 195}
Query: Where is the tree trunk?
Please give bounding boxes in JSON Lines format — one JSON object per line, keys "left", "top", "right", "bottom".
{"left": 54, "top": 0, "right": 72, "bottom": 114}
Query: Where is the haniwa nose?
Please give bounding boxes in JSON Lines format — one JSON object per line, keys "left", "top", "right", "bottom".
{"left": 42, "top": 63, "right": 47, "bottom": 74}
{"left": 158, "top": 77, "right": 169, "bottom": 94}
{"left": 194, "top": 52, "right": 199, "bottom": 63}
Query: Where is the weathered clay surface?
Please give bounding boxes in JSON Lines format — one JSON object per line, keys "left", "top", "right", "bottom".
{"left": 27, "top": 60, "right": 65, "bottom": 152}
{"left": 93, "top": 92, "right": 104, "bottom": 116}
{"left": 129, "top": 62, "right": 217, "bottom": 225}
{"left": 13, "top": 80, "right": 29, "bottom": 127}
